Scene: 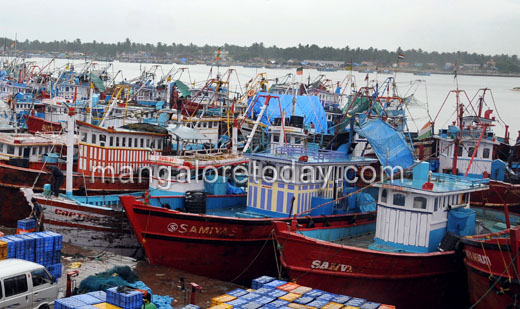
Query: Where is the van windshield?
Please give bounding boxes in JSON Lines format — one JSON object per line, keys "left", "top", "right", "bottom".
{"left": 31, "top": 268, "right": 52, "bottom": 287}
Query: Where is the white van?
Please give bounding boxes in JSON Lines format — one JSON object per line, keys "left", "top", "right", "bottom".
{"left": 0, "top": 259, "right": 59, "bottom": 309}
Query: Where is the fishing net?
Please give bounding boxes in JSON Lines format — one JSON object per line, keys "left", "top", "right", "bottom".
{"left": 78, "top": 266, "right": 139, "bottom": 293}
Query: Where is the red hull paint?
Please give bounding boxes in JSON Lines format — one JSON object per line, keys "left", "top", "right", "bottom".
{"left": 471, "top": 180, "right": 520, "bottom": 209}
{"left": 120, "top": 195, "right": 376, "bottom": 285}
{"left": 272, "top": 222, "right": 467, "bottom": 309}
{"left": 460, "top": 230, "right": 520, "bottom": 308}
{"left": 25, "top": 115, "right": 62, "bottom": 134}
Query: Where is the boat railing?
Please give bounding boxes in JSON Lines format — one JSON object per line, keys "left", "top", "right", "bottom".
{"left": 272, "top": 145, "right": 347, "bottom": 161}
{"left": 431, "top": 172, "right": 489, "bottom": 188}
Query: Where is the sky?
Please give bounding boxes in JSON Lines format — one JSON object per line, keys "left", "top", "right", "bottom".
{"left": 1, "top": 0, "right": 519, "bottom": 56}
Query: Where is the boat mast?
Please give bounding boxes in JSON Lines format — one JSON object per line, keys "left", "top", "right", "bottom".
{"left": 66, "top": 107, "right": 75, "bottom": 196}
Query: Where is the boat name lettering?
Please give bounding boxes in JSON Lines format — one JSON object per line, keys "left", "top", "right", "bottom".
{"left": 167, "top": 222, "right": 237, "bottom": 236}
{"left": 311, "top": 260, "right": 352, "bottom": 272}
{"left": 464, "top": 249, "right": 491, "bottom": 266}
{"left": 55, "top": 208, "right": 93, "bottom": 220}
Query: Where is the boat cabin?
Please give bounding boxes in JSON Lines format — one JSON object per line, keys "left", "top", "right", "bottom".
{"left": 76, "top": 121, "right": 168, "bottom": 176}
{"left": 0, "top": 133, "right": 66, "bottom": 163}
{"left": 246, "top": 144, "right": 376, "bottom": 217}
{"left": 372, "top": 162, "right": 488, "bottom": 253}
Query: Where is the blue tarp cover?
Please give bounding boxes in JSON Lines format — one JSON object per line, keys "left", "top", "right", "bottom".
{"left": 356, "top": 119, "right": 414, "bottom": 173}
{"left": 250, "top": 92, "right": 328, "bottom": 133}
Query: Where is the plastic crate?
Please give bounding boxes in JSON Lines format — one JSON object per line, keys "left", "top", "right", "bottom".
{"left": 378, "top": 305, "right": 396, "bottom": 309}
{"left": 286, "top": 304, "right": 308, "bottom": 309}
{"left": 239, "top": 292, "right": 261, "bottom": 302}
{"left": 241, "top": 302, "right": 262, "bottom": 309}
{"left": 345, "top": 298, "right": 366, "bottom": 307}
{"left": 34, "top": 232, "right": 54, "bottom": 252}
{"left": 255, "top": 296, "right": 275, "bottom": 305}
{"left": 227, "top": 288, "right": 249, "bottom": 298}
{"left": 211, "top": 294, "right": 237, "bottom": 306}
{"left": 263, "top": 299, "right": 290, "bottom": 308}
{"left": 278, "top": 293, "right": 301, "bottom": 302}
{"left": 0, "top": 240, "right": 7, "bottom": 260}
{"left": 254, "top": 287, "right": 274, "bottom": 295}
{"left": 46, "top": 263, "right": 62, "bottom": 278}
{"left": 0, "top": 238, "right": 15, "bottom": 258}
{"left": 226, "top": 298, "right": 249, "bottom": 307}
{"left": 25, "top": 252, "right": 35, "bottom": 262}
{"left": 44, "top": 231, "right": 63, "bottom": 250}
{"left": 251, "top": 276, "right": 276, "bottom": 289}
{"left": 53, "top": 250, "right": 62, "bottom": 264}
{"left": 266, "top": 289, "right": 287, "bottom": 298}
{"left": 331, "top": 295, "right": 351, "bottom": 304}
{"left": 293, "top": 295, "right": 314, "bottom": 305}
{"left": 35, "top": 252, "right": 45, "bottom": 265}
{"left": 208, "top": 304, "right": 232, "bottom": 309}
{"left": 107, "top": 287, "right": 143, "bottom": 309}
{"left": 264, "top": 280, "right": 287, "bottom": 289}
{"left": 44, "top": 251, "right": 54, "bottom": 266}
{"left": 306, "top": 300, "right": 329, "bottom": 308}
{"left": 19, "top": 234, "right": 36, "bottom": 253}
{"left": 87, "top": 291, "right": 107, "bottom": 303}
{"left": 72, "top": 294, "right": 105, "bottom": 305}
{"left": 360, "top": 302, "right": 381, "bottom": 309}
{"left": 291, "top": 286, "right": 312, "bottom": 295}
{"left": 93, "top": 302, "right": 123, "bottom": 309}
{"left": 322, "top": 302, "right": 344, "bottom": 309}
{"left": 277, "top": 282, "right": 300, "bottom": 292}
{"left": 17, "top": 219, "right": 36, "bottom": 230}
{"left": 180, "top": 305, "right": 200, "bottom": 309}
{"left": 55, "top": 297, "right": 87, "bottom": 309}
{"left": 5, "top": 235, "right": 25, "bottom": 259}
{"left": 317, "top": 293, "right": 338, "bottom": 302}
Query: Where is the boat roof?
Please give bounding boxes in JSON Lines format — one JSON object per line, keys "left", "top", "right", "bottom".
{"left": 166, "top": 124, "right": 210, "bottom": 140}
{"left": 376, "top": 173, "right": 489, "bottom": 195}
{"left": 0, "top": 133, "right": 67, "bottom": 145}
{"left": 246, "top": 145, "right": 377, "bottom": 165}
{"left": 77, "top": 121, "right": 168, "bottom": 136}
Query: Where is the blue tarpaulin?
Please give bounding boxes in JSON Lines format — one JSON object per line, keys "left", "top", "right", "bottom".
{"left": 250, "top": 92, "right": 328, "bottom": 133}
{"left": 356, "top": 119, "right": 414, "bottom": 174}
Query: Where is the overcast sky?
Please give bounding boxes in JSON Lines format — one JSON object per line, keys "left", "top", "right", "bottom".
{"left": 1, "top": 0, "right": 518, "bottom": 56}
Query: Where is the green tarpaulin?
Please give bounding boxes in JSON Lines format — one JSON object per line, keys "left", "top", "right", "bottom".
{"left": 174, "top": 80, "right": 191, "bottom": 97}
{"left": 90, "top": 73, "right": 106, "bottom": 92}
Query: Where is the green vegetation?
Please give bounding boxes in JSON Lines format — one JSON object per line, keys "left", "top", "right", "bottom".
{"left": 3, "top": 38, "right": 520, "bottom": 73}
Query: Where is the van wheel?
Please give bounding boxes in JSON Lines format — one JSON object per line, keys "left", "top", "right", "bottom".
{"left": 39, "top": 305, "right": 50, "bottom": 309}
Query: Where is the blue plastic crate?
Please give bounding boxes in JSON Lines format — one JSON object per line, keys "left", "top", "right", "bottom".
{"left": 241, "top": 301, "right": 262, "bottom": 309}
{"left": 53, "top": 250, "right": 61, "bottom": 264}
{"left": 19, "top": 234, "right": 36, "bottom": 253}
{"left": 25, "top": 253, "right": 35, "bottom": 262}
{"left": 35, "top": 252, "right": 45, "bottom": 265}
{"left": 263, "top": 280, "right": 287, "bottom": 289}
{"left": 331, "top": 295, "right": 352, "bottom": 304}
{"left": 0, "top": 237, "right": 16, "bottom": 258}
{"left": 240, "top": 292, "right": 262, "bottom": 302}
{"left": 266, "top": 289, "right": 287, "bottom": 298}
{"left": 306, "top": 300, "right": 329, "bottom": 308}
{"left": 227, "top": 288, "right": 249, "bottom": 298}
{"left": 5, "top": 235, "right": 25, "bottom": 258}
{"left": 35, "top": 232, "right": 54, "bottom": 252}
{"left": 251, "top": 276, "right": 275, "bottom": 289}
{"left": 55, "top": 297, "right": 87, "bottom": 309}
{"left": 304, "top": 289, "right": 325, "bottom": 298}
{"left": 44, "top": 231, "right": 63, "bottom": 250}
{"left": 106, "top": 287, "right": 118, "bottom": 305}
{"left": 107, "top": 287, "right": 142, "bottom": 309}
{"left": 360, "top": 302, "right": 381, "bottom": 309}
{"left": 317, "top": 292, "right": 338, "bottom": 302}
{"left": 179, "top": 305, "right": 200, "bottom": 309}
{"left": 17, "top": 219, "right": 36, "bottom": 230}
{"left": 263, "top": 299, "right": 290, "bottom": 308}
{"left": 345, "top": 297, "right": 366, "bottom": 307}
{"left": 77, "top": 306, "right": 99, "bottom": 309}
{"left": 87, "top": 291, "right": 107, "bottom": 303}
{"left": 293, "top": 296, "right": 314, "bottom": 305}
{"left": 46, "top": 263, "right": 62, "bottom": 278}
{"left": 227, "top": 298, "right": 249, "bottom": 307}
{"left": 255, "top": 296, "right": 275, "bottom": 305}
{"left": 44, "top": 251, "right": 54, "bottom": 266}
{"left": 71, "top": 294, "right": 104, "bottom": 305}
{"left": 254, "top": 287, "right": 274, "bottom": 295}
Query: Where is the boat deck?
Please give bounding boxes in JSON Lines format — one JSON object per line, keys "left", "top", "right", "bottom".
{"left": 331, "top": 232, "right": 375, "bottom": 249}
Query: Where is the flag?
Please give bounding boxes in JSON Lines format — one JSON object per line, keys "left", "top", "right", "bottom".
{"left": 418, "top": 121, "right": 432, "bottom": 140}
{"left": 296, "top": 67, "right": 303, "bottom": 76}
{"left": 10, "top": 41, "right": 15, "bottom": 48}
{"left": 216, "top": 47, "right": 221, "bottom": 61}
{"left": 364, "top": 73, "right": 369, "bottom": 81}
{"left": 398, "top": 53, "right": 405, "bottom": 60}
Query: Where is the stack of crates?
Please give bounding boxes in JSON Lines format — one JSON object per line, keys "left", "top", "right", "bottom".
{"left": 106, "top": 287, "right": 143, "bottom": 309}
{"left": 17, "top": 219, "right": 36, "bottom": 234}
{"left": 0, "top": 231, "right": 63, "bottom": 278}
{"left": 54, "top": 291, "right": 112, "bottom": 309}
{"left": 208, "top": 276, "right": 396, "bottom": 309}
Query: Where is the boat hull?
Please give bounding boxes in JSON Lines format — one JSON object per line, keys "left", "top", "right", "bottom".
{"left": 120, "top": 195, "right": 377, "bottom": 285}
{"left": 471, "top": 180, "right": 520, "bottom": 209}
{"left": 273, "top": 222, "right": 467, "bottom": 309}
{"left": 35, "top": 196, "right": 140, "bottom": 256}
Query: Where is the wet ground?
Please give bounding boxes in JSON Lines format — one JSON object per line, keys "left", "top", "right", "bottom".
{"left": 60, "top": 242, "right": 246, "bottom": 308}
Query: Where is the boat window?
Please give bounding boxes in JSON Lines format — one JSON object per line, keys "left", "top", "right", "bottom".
{"left": 381, "top": 189, "right": 388, "bottom": 203}
{"left": 128, "top": 138, "right": 132, "bottom": 148}
{"left": 263, "top": 164, "right": 276, "bottom": 182}
{"left": 116, "top": 137, "right": 120, "bottom": 147}
{"left": 146, "top": 139, "right": 150, "bottom": 148}
{"left": 393, "top": 193, "right": 406, "bottom": 206}
{"left": 157, "top": 140, "right": 162, "bottom": 150}
{"left": 81, "top": 132, "right": 87, "bottom": 142}
{"left": 434, "top": 197, "right": 438, "bottom": 211}
{"left": 100, "top": 134, "right": 106, "bottom": 147}
{"left": 467, "top": 147, "right": 475, "bottom": 158}
{"left": 457, "top": 147, "right": 463, "bottom": 157}
{"left": 32, "top": 147, "right": 36, "bottom": 155}
{"left": 7, "top": 145, "right": 14, "bottom": 155}
{"left": 135, "top": 138, "right": 139, "bottom": 148}
{"left": 140, "top": 139, "right": 144, "bottom": 148}
{"left": 92, "top": 134, "right": 97, "bottom": 144}
{"left": 4, "top": 274, "right": 28, "bottom": 297}
{"left": 122, "top": 137, "right": 126, "bottom": 147}
{"left": 0, "top": 143, "right": 4, "bottom": 152}
{"left": 208, "top": 122, "right": 212, "bottom": 128}
{"left": 31, "top": 268, "right": 52, "bottom": 287}
{"left": 109, "top": 136, "right": 114, "bottom": 147}
{"left": 483, "top": 148, "right": 490, "bottom": 159}
{"left": 273, "top": 134, "right": 280, "bottom": 143}
{"left": 150, "top": 139, "right": 155, "bottom": 149}
{"left": 413, "top": 196, "right": 427, "bottom": 209}
{"left": 295, "top": 138, "right": 303, "bottom": 145}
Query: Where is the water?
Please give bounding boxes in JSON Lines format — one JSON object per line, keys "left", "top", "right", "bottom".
{"left": 18, "top": 57, "right": 520, "bottom": 139}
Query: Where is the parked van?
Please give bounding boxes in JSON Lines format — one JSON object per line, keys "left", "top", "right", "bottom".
{"left": 0, "top": 259, "right": 58, "bottom": 309}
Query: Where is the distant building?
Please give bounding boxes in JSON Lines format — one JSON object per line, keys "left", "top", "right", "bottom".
{"left": 462, "top": 64, "right": 481, "bottom": 71}
{"left": 303, "top": 60, "right": 344, "bottom": 67}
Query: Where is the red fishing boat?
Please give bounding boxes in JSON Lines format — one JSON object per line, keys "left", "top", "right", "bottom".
{"left": 272, "top": 163, "right": 490, "bottom": 309}
{"left": 25, "top": 115, "right": 62, "bottom": 134}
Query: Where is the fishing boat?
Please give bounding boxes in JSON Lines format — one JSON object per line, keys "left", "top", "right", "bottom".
{"left": 272, "top": 162, "right": 489, "bottom": 309}
{"left": 460, "top": 212, "right": 520, "bottom": 309}
{"left": 120, "top": 124, "right": 377, "bottom": 284}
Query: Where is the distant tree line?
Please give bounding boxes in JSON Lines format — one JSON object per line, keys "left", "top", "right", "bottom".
{"left": 3, "top": 38, "right": 520, "bottom": 73}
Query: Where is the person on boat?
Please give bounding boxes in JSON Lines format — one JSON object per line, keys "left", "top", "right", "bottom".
{"left": 46, "top": 165, "right": 64, "bottom": 197}
{"left": 28, "top": 198, "right": 45, "bottom": 232}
